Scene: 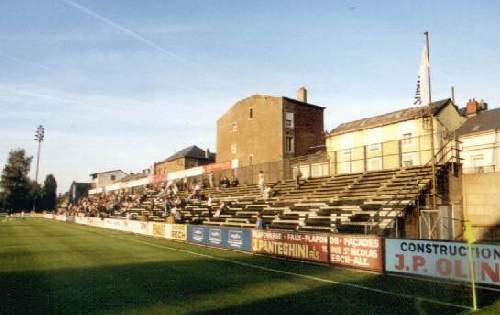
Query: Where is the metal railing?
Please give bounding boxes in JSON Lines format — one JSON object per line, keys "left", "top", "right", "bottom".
{"left": 462, "top": 165, "right": 500, "bottom": 174}
{"left": 327, "top": 132, "right": 453, "bottom": 175}
{"left": 367, "top": 137, "right": 462, "bottom": 236}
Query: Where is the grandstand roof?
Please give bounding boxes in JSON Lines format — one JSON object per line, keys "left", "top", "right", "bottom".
{"left": 329, "top": 98, "right": 452, "bottom": 136}
{"left": 455, "top": 107, "right": 500, "bottom": 136}
{"left": 165, "top": 145, "right": 216, "bottom": 162}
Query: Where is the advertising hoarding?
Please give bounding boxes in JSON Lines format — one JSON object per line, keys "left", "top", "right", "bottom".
{"left": 186, "top": 225, "right": 252, "bottom": 252}
{"left": 385, "top": 239, "right": 500, "bottom": 286}
{"left": 151, "top": 222, "right": 166, "bottom": 238}
{"left": 252, "top": 230, "right": 329, "bottom": 263}
{"left": 330, "top": 234, "right": 383, "bottom": 271}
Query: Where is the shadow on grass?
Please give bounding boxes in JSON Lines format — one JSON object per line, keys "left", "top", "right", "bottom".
{"left": 1, "top": 255, "right": 498, "bottom": 315}
{"left": 0, "top": 257, "right": 296, "bottom": 315}
{"left": 190, "top": 272, "right": 500, "bottom": 315}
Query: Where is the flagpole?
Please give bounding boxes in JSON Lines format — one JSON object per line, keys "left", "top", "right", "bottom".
{"left": 425, "top": 31, "right": 437, "bottom": 211}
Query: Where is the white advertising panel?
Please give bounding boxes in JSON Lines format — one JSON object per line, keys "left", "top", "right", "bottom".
{"left": 385, "top": 239, "right": 499, "bottom": 286}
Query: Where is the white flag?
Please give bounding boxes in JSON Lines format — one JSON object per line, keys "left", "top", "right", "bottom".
{"left": 414, "top": 39, "right": 430, "bottom": 106}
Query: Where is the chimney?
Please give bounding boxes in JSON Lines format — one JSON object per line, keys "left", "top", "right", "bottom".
{"left": 465, "top": 98, "right": 488, "bottom": 117}
{"left": 466, "top": 99, "right": 479, "bottom": 117}
{"left": 297, "top": 87, "right": 307, "bottom": 103}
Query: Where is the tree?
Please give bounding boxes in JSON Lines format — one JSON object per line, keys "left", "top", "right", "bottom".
{"left": 30, "top": 181, "right": 42, "bottom": 211}
{"left": 0, "top": 149, "right": 33, "bottom": 211}
{"left": 41, "top": 174, "right": 57, "bottom": 211}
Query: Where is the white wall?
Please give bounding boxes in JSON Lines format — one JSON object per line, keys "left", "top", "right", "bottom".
{"left": 460, "top": 130, "right": 500, "bottom": 171}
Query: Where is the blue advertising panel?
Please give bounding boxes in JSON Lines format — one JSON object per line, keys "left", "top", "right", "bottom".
{"left": 208, "top": 227, "right": 223, "bottom": 247}
{"left": 188, "top": 225, "right": 207, "bottom": 244}
{"left": 226, "top": 228, "right": 252, "bottom": 252}
{"left": 186, "top": 225, "right": 252, "bottom": 252}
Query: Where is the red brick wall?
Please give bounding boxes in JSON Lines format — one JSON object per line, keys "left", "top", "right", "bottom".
{"left": 293, "top": 104, "right": 324, "bottom": 157}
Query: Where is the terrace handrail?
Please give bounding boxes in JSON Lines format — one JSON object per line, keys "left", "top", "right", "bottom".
{"left": 365, "top": 137, "right": 462, "bottom": 236}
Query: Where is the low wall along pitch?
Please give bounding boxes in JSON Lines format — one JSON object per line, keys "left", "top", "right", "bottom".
{"left": 37, "top": 215, "right": 500, "bottom": 287}
{"left": 252, "top": 230, "right": 329, "bottom": 263}
{"left": 385, "top": 239, "right": 500, "bottom": 286}
{"left": 166, "top": 224, "right": 187, "bottom": 241}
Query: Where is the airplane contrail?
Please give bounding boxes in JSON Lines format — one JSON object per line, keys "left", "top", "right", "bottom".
{"left": 59, "top": 0, "right": 184, "bottom": 62}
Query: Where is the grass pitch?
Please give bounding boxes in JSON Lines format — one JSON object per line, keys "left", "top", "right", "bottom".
{"left": 0, "top": 219, "right": 498, "bottom": 314}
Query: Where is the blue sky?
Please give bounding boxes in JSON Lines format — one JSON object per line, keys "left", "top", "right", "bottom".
{"left": 1, "top": 0, "right": 499, "bottom": 192}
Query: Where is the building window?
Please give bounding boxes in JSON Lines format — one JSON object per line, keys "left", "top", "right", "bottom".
{"left": 402, "top": 133, "right": 413, "bottom": 146}
{"left": 232, "top": 122, "right": 238, "bottom": 132}
{"left": 285, "top": 112, "right": 294, "bottom": 129}
{"left": 248, "top": 154, "right": 254, "bottom": 165}
{"left": 286, "top": 136, "right": 294, "bottom": 153}
{"left": 231, "top": 144, "right": 237, "bottom": 154}
{"left": 249, "top": 108, "right": 254, "bottom": 119}
{"left": 367, "top": 158, "right": 382, "bottom": 171}
{"left": 402, "top": 153, "right": 415, "bottom": 167}
{"left": 110, "top": 175, "right": 116, "bottom": 181}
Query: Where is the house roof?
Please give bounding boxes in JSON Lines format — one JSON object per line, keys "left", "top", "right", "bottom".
{"left": 329, "top": 99, "right": 452, "bottom": 136}
{"left": 455, "top": 107, "right": 500, "bottom": 137}
{"left": 164, "top": 145, "right": 215, "bottom": 162}
{"left": 89, "top": 170, "right": 125, "bottom": 177}
{"left": 282, "top": 97, "right": 325, "bottom": 110}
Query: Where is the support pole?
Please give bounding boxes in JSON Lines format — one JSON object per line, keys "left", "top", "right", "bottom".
{"left": 425, "top": 31, "right": 437, "bottom": 210}
{"left": 35, "top": 140, "right": 42, "bottom": 183}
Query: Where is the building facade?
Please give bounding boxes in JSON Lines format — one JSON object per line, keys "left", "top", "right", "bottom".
{"left": 153, "top": 145, "right": 216, "bottom": 176}
{"left": 216, "top": 87, "right": 325, "bottom": 168}
{"left": 457, "top": 103, "right": 499, "bottom": 172}
{"left": 90, "top": 170, "right": 128, "bottom": 189}
{"left": 325, "top": 99, "right": 465, "bottom": 174}
{"left": 68, "top": 182, "right": 91, "bottom": 204}
{"left": 455, "top": 106, "right": 500, "bottom": 240}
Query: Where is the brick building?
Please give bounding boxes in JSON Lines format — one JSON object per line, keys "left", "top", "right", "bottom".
{"left": 216, "top": 87, "right": 325, "bottom": 168}
{"left": 153, "top": 145, "right": 216, "bottom": 176}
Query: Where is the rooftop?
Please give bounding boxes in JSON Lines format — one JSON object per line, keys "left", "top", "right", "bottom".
{"left": 455, "top": 107, "right": 500, "bottom": 136}
{"left": 163, "top": 145, "right": 216, "bottom": 162}
{"left": 89, "top": 170, "right": 125, "bottom": 177}
{"left": 282, "top": 96, "right": 325, "bottom": 110}
{"left": 329, "top": 99, "right": 452, "bottom": 136}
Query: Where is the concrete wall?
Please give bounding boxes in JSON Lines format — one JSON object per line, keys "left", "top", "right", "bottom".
{"left": 462, "top": 172, "right": 500, "bottom": 240}
{"left": 217, "top": 95, "right": 284, "bottom": 167}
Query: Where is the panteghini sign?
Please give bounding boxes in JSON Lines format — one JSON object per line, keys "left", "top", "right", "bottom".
{"left": 385, "top": 239, "right": 500, "bottom": 286}
{"left": 252, "top": 230, "right": 329, "bottom": 263}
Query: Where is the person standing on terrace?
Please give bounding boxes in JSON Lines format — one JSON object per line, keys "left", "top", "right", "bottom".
{"left": 258, "top": 171, "right": 265, "bottom": 193}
